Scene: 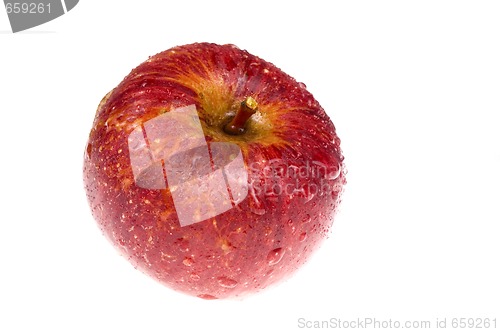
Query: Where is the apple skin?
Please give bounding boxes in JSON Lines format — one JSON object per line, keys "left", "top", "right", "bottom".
{"left": 83, "top": 43, "right": 345, "bottom": 299}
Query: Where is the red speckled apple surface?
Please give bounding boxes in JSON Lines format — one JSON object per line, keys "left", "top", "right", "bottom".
{"left": 83, "top": 42, "right": 346, "bottom": 299}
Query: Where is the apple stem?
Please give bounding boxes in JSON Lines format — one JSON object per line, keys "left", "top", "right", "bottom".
{"left": 224, "top": 97, "right": 258, "bottom": 135}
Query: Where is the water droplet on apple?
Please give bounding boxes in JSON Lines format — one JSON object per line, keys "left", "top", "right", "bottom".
{"left": 155, "top": 270, "right": 164, "bottom": 280}
{"left": 197, "top": 294, "right": 218, "bottom": 300}
{"left": 302, "top": 214, "right": 311, "bottom": 223}
{"left": 267, "top": 247, "right": 285, "bottom": 266}
{"left": 86, "top": 143, "right": 92, "bottom": 159}
{"left": 250, "top": 206, "right": 266, "bottom": 215}
{"left": 217, "top": 276, "right": 238, "bottom": 288}
{"left": 287, "top": 219, "right": 296, "bottom": 234}
{"left": 298, "top": 82, "right": 307, "bottom": 89}
{"left": 190, "top": 273, "right": 200, "bottom": 281}
{"left": 183, "top": 257, "right": 194, "bottom": 266}
{"left": 299, "top": 232, "right": 307, "bottom": 242}
{"left": 175, "top": 238, "right": 190, "bottom": 252}
{"left": 327, "top": 163, "right": 341, "bottom": 180}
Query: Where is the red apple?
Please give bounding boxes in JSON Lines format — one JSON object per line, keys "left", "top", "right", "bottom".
{"left": 83, "top": 42, "right": 346, "bottom": 299}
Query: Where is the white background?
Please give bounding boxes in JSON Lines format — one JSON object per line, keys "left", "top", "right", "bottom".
{"left": 1, "top": 1, "right": 499, "bottom": 331}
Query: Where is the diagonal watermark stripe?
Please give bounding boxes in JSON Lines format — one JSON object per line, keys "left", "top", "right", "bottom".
{"left": 3, "top": 0, "right": 79, "bottom": 33}
{"left": 128, "top": 105, "right": 248, "bottom": 227}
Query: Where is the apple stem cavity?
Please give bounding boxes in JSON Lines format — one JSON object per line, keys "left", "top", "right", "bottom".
{"left": 224, "top": 97, "right": 258, "bottom": 135}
